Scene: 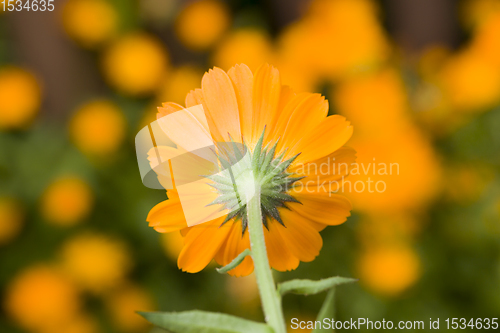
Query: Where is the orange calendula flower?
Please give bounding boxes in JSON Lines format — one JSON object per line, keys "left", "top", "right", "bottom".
{"left": 146, "top": 64, "right": 355, "bottom": 277}
{"left": 4, "top": 265, "right": 81, "bottom": 332}
{"left": 102, "top": 33, "right": 169, "bottom": 96}
{"left": 105, "top": 283, "right": 156, "bottom": 332}
{"left": 175, "top": 0, "right": 231, "bottom": 51}
{"left": 0, "top": 67, "right": 41, "bottom": 130}
{"left": 357, "top": 244, "right": 421, "bottom": 296}
{"left": 62, "top": 0, "right": 118, "bottom": 48}
{"left": 59, "top": 233, "right": 132, "bottom": 294}
{"left": 70, "top": 100, "right": 127, "bottom": 156}
{"left": 212, "top": 29, "right": 275, "bottom": 72}
{"left": 41, "top": 177, "right": 93, "bottom": 226}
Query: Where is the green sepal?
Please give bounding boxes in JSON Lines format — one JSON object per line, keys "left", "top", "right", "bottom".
{"left": 277, "top": 276, "right": 357, "bottom": 296}
{"left": 260, "top": 140, "right": 278, "bottom": 175}
{"left": 207, "top": 193, "right": 237, "bottom": 206}
{"left": 260, "top": 153, "right": 299, "bottom": 185}
{"left": 207, "top": 174, "right": 233, "bottom": 186}
{"left": 252, "top": 130, "right": 265, "bottom": 172}
{"left": 139, "top": 310, "right": 274, "bottom": 333}
{"left": 228, "top": 136, "right": 244, "bottom": 161}
{"left": 216, "top": 249, "right": 252, "bottom": 274}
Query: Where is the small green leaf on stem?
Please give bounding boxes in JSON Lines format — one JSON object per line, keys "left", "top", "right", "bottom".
{"left": 216, "top": 249, "right": 252, "bottom": 274}
{"left": 139, "top": 310, "right": 274, "bottom": 333}
{"left": 277, "top": 276, "right": 357, "bottom": 296}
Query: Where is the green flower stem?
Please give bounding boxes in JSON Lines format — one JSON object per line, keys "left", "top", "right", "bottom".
{"left": 247, "top": 184, "right": 287, "bottom": 333}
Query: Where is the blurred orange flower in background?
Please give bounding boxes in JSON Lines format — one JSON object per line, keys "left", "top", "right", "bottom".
{"left": 157, "top": 65, "right": 204, "bottom": 105}
{"left": 345, "top": 129, "right": 441, "bottom": 214}
{"left": 62, "top": 0, "right": 118, "bottom": 48}
{"left": 440, "top": 49, "right": 500, "bottom": 112}
{"left": 41, "top": 177, "right": 93, "bottom": 226}
{"left": 103, "top": 33, "right": 169, "bottom": 96}
{"left": 175, "top": 0, "right": 231, "bottom": 51}
{"left": 105, "top": 284, "right": 156, "bottom": 332}
{"left": 471, "top": 11, "right": 500, "bottom": 68}
{"left": 0, "top": 67, "right": 41, "bottom": 130}
{"left": 334, "top": 70, "right": 410, "bottom": 139}
{"left": 334, "top": 70, "right": 441, "bottom": 214}
{"left": 0, "top": 197, "right": 24, "bottom": 245}
{"left": 70, "top": 100, "right": 127, "bottom": 157}
{"left": 212, "top": 29, "right": 275, "bottom": 72}
{"left": 4, "top": 265, "right": 81, "bottom": 332}
{"left": 357, "top": 245, "right": 422, "bottom": 296}
{"left": 278, "top": 0, "right": 388, "bottom": 90}
{"left": 59, "top": 233, "right": 132, "bottom": 294}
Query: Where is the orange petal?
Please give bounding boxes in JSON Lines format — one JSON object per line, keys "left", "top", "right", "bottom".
{"left": 175, "top": 182, "right": 226, "bottom": 227}
{"left": 180, "top": 227, "right": 191, "bottom": 237}
{"left": 185, "top": 88, "right": 206, "bottom": 109}
{"left": 232, "top": 227, "right": 254, "bottom": 277}
{"left": 252, "top": 64, "right": 281, "bottom": 147}
{"left": 293, "top": 115, "right": 353, "bottom": 164}
{"left": 185, "top": 88, "right": 220, "bottom": 141}
{"left": 308, "top": 221, "right": 328, "bottom": 231}
{"left": 266, "top": 89, "right": 305, "bottom": 146}
{"left": 289, "top": 191, "right": 352, "bottom": 226}
{"left": 278, "top": 93, "right": 328, "bottom": 157}
{"left": 269, "top": 85, "right": 296, "bottom": 139}
{"left": 157, "top": 102, "right": 184, "bottom": 119}
{"left": 177, "top": 217, "right": 232, "bottom": 273}
{"left": 156, "top": 104, "right": 215, "bottom": 153}
{"left": 202, "top": 67, "right": 242, "bottom": 142}
{"left": 215, "top": 222, "right": 254, "bottom": 277}
{"left": 263, "top": 220, "right": 300, "bottom": 271}
{"left": 291, "top": 146, "right": 357, "bottom": 192}
{"left": 275, "top": 210, "right": 323, "bottom": 262}
{"left": 276, "top": 85, "right": 296, "bottom": 117}
{"left": 146, "top": 194, "right": 188, "bottom": 233}
{"left": 228, "top": 64, "right": 254, "bottom": 142}
{"left": 167, "top": 151, "right": 218, "bottom": 186}
{"left": 147, "top": 146, "right": 183, "bottom": 190}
